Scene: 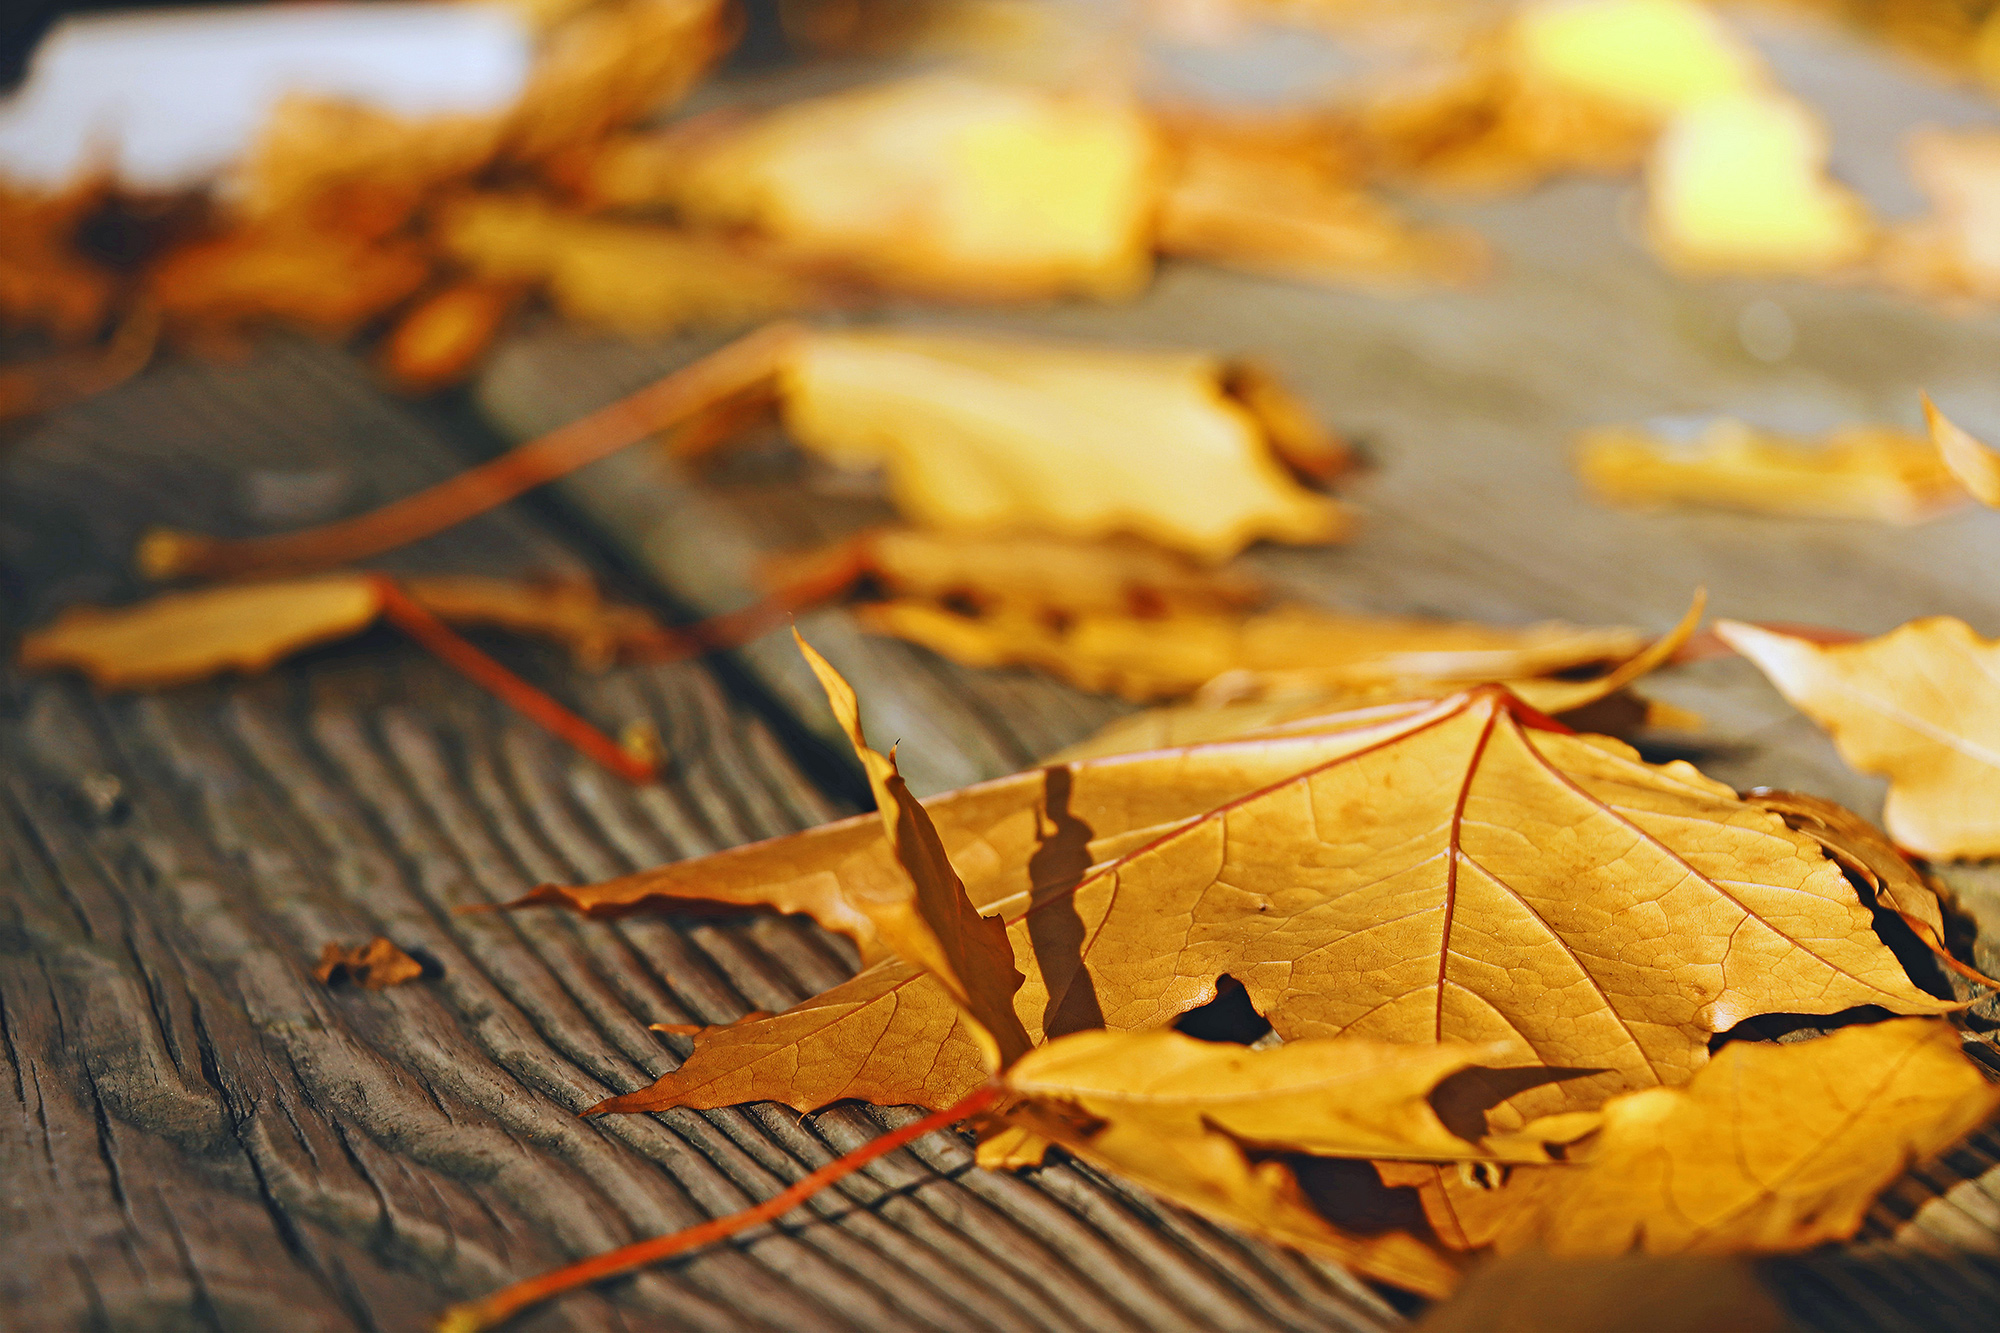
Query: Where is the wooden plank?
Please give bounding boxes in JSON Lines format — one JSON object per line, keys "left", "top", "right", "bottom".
{"left": 461, "top": 14, "right": 2000, "bottom": 1330}
{"left": 0, "top": 337, "right": 1406, "bottom": 1332}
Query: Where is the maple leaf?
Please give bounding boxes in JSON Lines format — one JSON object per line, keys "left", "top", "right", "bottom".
{"left": 1577, "top": 417, "right": 1966, "bottom": 522}
{"left": 1482, "top": 1018, "right": 1998, "bottom": 1256}
{"left": 770, "top": 329, "right": 1349, "bottom": 562}
{"left": 569, "top": 683, "right": 1950, "bottom": 1126}
{"left": 1718, "top": 616, "right": 2000, "bottom": 859}
{"left": 794, "top": 630, "right": 1032, "bottom": 1071}
{"left": 858, "top": 597, "right": 1649, "bottom": 702}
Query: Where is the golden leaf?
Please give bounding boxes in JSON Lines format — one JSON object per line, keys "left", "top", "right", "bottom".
{"left": 18, "top": 574, "right": 667, "bottom": 689}
{"left": 1048, "top": 591, "right": 1705, "bottom": 757}
{"left": 18, "top": 576, "right": 385, "bottom": 690}
{"left": 761, "top": 529, "right": 1270, "bottom": 620}
{"left": 776, "top": 329, "right": 1349, "bottom": 560}
{"left": 1003, "top": 1030, "right": 1585, "bottom": 1164}
{"left": 1360, "top": 0, "right": 1759, "bottom": 191}
{"left": 1718, "top": 617, "right": 2000, "bottom": 859}
{"left": 1512, "top": 0, "right": 1761, "bottom": 119}
{"left": 438, "top": 195, "right": 809, "bottom": 335}
{"left": 1577, "top": 418, "right": 1965, "bottom": 522}
{"left": 796, "top": 632, "right": 1032, "bottom": 1072}
{"left": 1925, "top": 394, "right": 2000, "bottom": 507}
{"left": 1645, "top": 92, "right": 1874, "bottom": 275}
{"left": 1487, "top": 1019, "right": 1999, "bottom": 1255}
{"left": 654, "top": 73, "right": 1160, "bottom": 300}
{"left": 1155, "top": 114, "right": 1488, "bottom": 290}
{"left": 1741, "top": 790, "right": 1946, "bottom": 941}
{"left": 995, "top": 1030, "right": 1560, "bottom": 1298}
{"left": 577, "top": 687, "right": 1950, "bottom": 1123}
{"left": 858, "top": 598, "right": 1645, "bottom": 701}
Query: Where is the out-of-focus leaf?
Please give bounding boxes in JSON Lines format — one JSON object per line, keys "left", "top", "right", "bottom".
{"left": 1645, "top": 92, "right": 1874, "bottom": 275}
{"left": 776, "top": 329, "right": 1349, "bottom": 560}
{"left": 629, "top": 73, "right": 1160, "bottom": 300}
{"left": 857, "top": 598, "right": 1645, "bottom": 701}
{"left": 1925, "top": 394, "right": 2000, "bottom": 507}
{"left": 1577, "top": 418, "right": 1964, "bottom": 522}
{"left": 439, "top": 194, "right": 810, "bottom": 335}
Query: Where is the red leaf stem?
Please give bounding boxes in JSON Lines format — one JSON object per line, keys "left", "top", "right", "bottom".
{"left": 435, "top": 1083, "right": 1000, "bottom": 1332}
{"left": 372, "top": 576, "right": 657, "bottom": 784}
{"left": 140, "top": 322, "right": 803, "bottom": 581}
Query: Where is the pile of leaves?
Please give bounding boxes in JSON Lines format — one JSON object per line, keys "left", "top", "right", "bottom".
{"left": 435, "top": 624, "right": 2000, "bottom": 1329}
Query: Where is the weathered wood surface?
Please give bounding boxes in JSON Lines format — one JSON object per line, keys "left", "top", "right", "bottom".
{"left": 0, "top": 341, "right": 1413, "bottom": 1333}
{"left": 7, "top": 11, "right": 2000, "bottom": 1333}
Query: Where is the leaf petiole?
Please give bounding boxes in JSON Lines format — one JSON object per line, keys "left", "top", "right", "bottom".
{"left": 435, "top": 1083, "right": 1000, "bottom": 1333}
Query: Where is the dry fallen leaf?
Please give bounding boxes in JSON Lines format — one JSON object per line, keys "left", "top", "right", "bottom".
{"left": 1577, "top": 418, "right": 1966, "bottom": 522}
{"left": 379, "top": 282, "right": 520, "bottom": 393}
{"left": 17, "top": 572, "right": 669, "bottom": 688}
{"left": 1879, "top": 128, "right": 2000, "bottom": 304}
{"left": 797, "top": 631, "right": 1033, "bottom": 1072}
{"left": 314, "top": 937, "right": 425, "bottom": 989}
{"left": 438, "top": 194, "right": 811, "bottom": 336}
{"left": 1156, "top": 113, "right": 1488, "bottom": 290}
{"left": 565, "top": 686, "right": 1951, "bottom": 1127}
{"left": 1645, "top": 91, "right": 1874, "bottom": 275}
{"left": 625, "top": 73, "right": 1161, "bottom": 300}
{"left": 789, "top": 640, "right": 1552, "bottom": 1296}
{"left": 1480, "top": 1019, "right": 1998, "bottom": 1256}
{"left": 761, "top": 529, "right": 1270, "bottom": 621}
{"left": 772, "top": 329, "right": 1350, "bottom": 561}
{"left": 1047, "top": 594, "right": 1705, "bottom": 759}
{"left": 1718, "top": 617, "right": 2000, "bottom": 859}
{"left": 147, "top": 225, "right": 433, "bottom": 336}
{"left": 1362, "top": 0, "right": 1760, "bottom": 191}
{"left": 1925, "top": 394, "right": 2000, "bottom": 507}
{"left": 858, "top": 598, "right": 1646, "bottom": 701}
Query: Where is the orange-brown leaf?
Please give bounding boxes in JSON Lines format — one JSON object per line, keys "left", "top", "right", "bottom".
{"left": 1488, "top": 1018, "right": 1999, "bottom": 1255}
{"left": 584, "top": 688, "right": 1949, "bottom": 1123}
{"left": 797, "top": 631, "right": 1032, "bottom": 1072}
{"left": 314, "top": 937, "right": 424, "bottom": 989}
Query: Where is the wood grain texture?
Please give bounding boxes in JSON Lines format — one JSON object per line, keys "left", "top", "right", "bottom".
{"left": 0, "top": 339, "right": 1407, "bottom": 1333}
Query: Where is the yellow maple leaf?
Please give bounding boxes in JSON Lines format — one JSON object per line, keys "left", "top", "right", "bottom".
{"left": 1718, "top": 616, "right": 2000, "bottom": 859}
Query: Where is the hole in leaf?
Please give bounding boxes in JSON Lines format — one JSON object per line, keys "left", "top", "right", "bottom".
{"left": 1708, "top": 1005, "right": 1898, "bottom": 1053}
{"left": 1427, "top": 1065, "right": 1604, "bottom": 1143}
{"left": 1173, "top": 975, "right": 1273, "bottom": 1045}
